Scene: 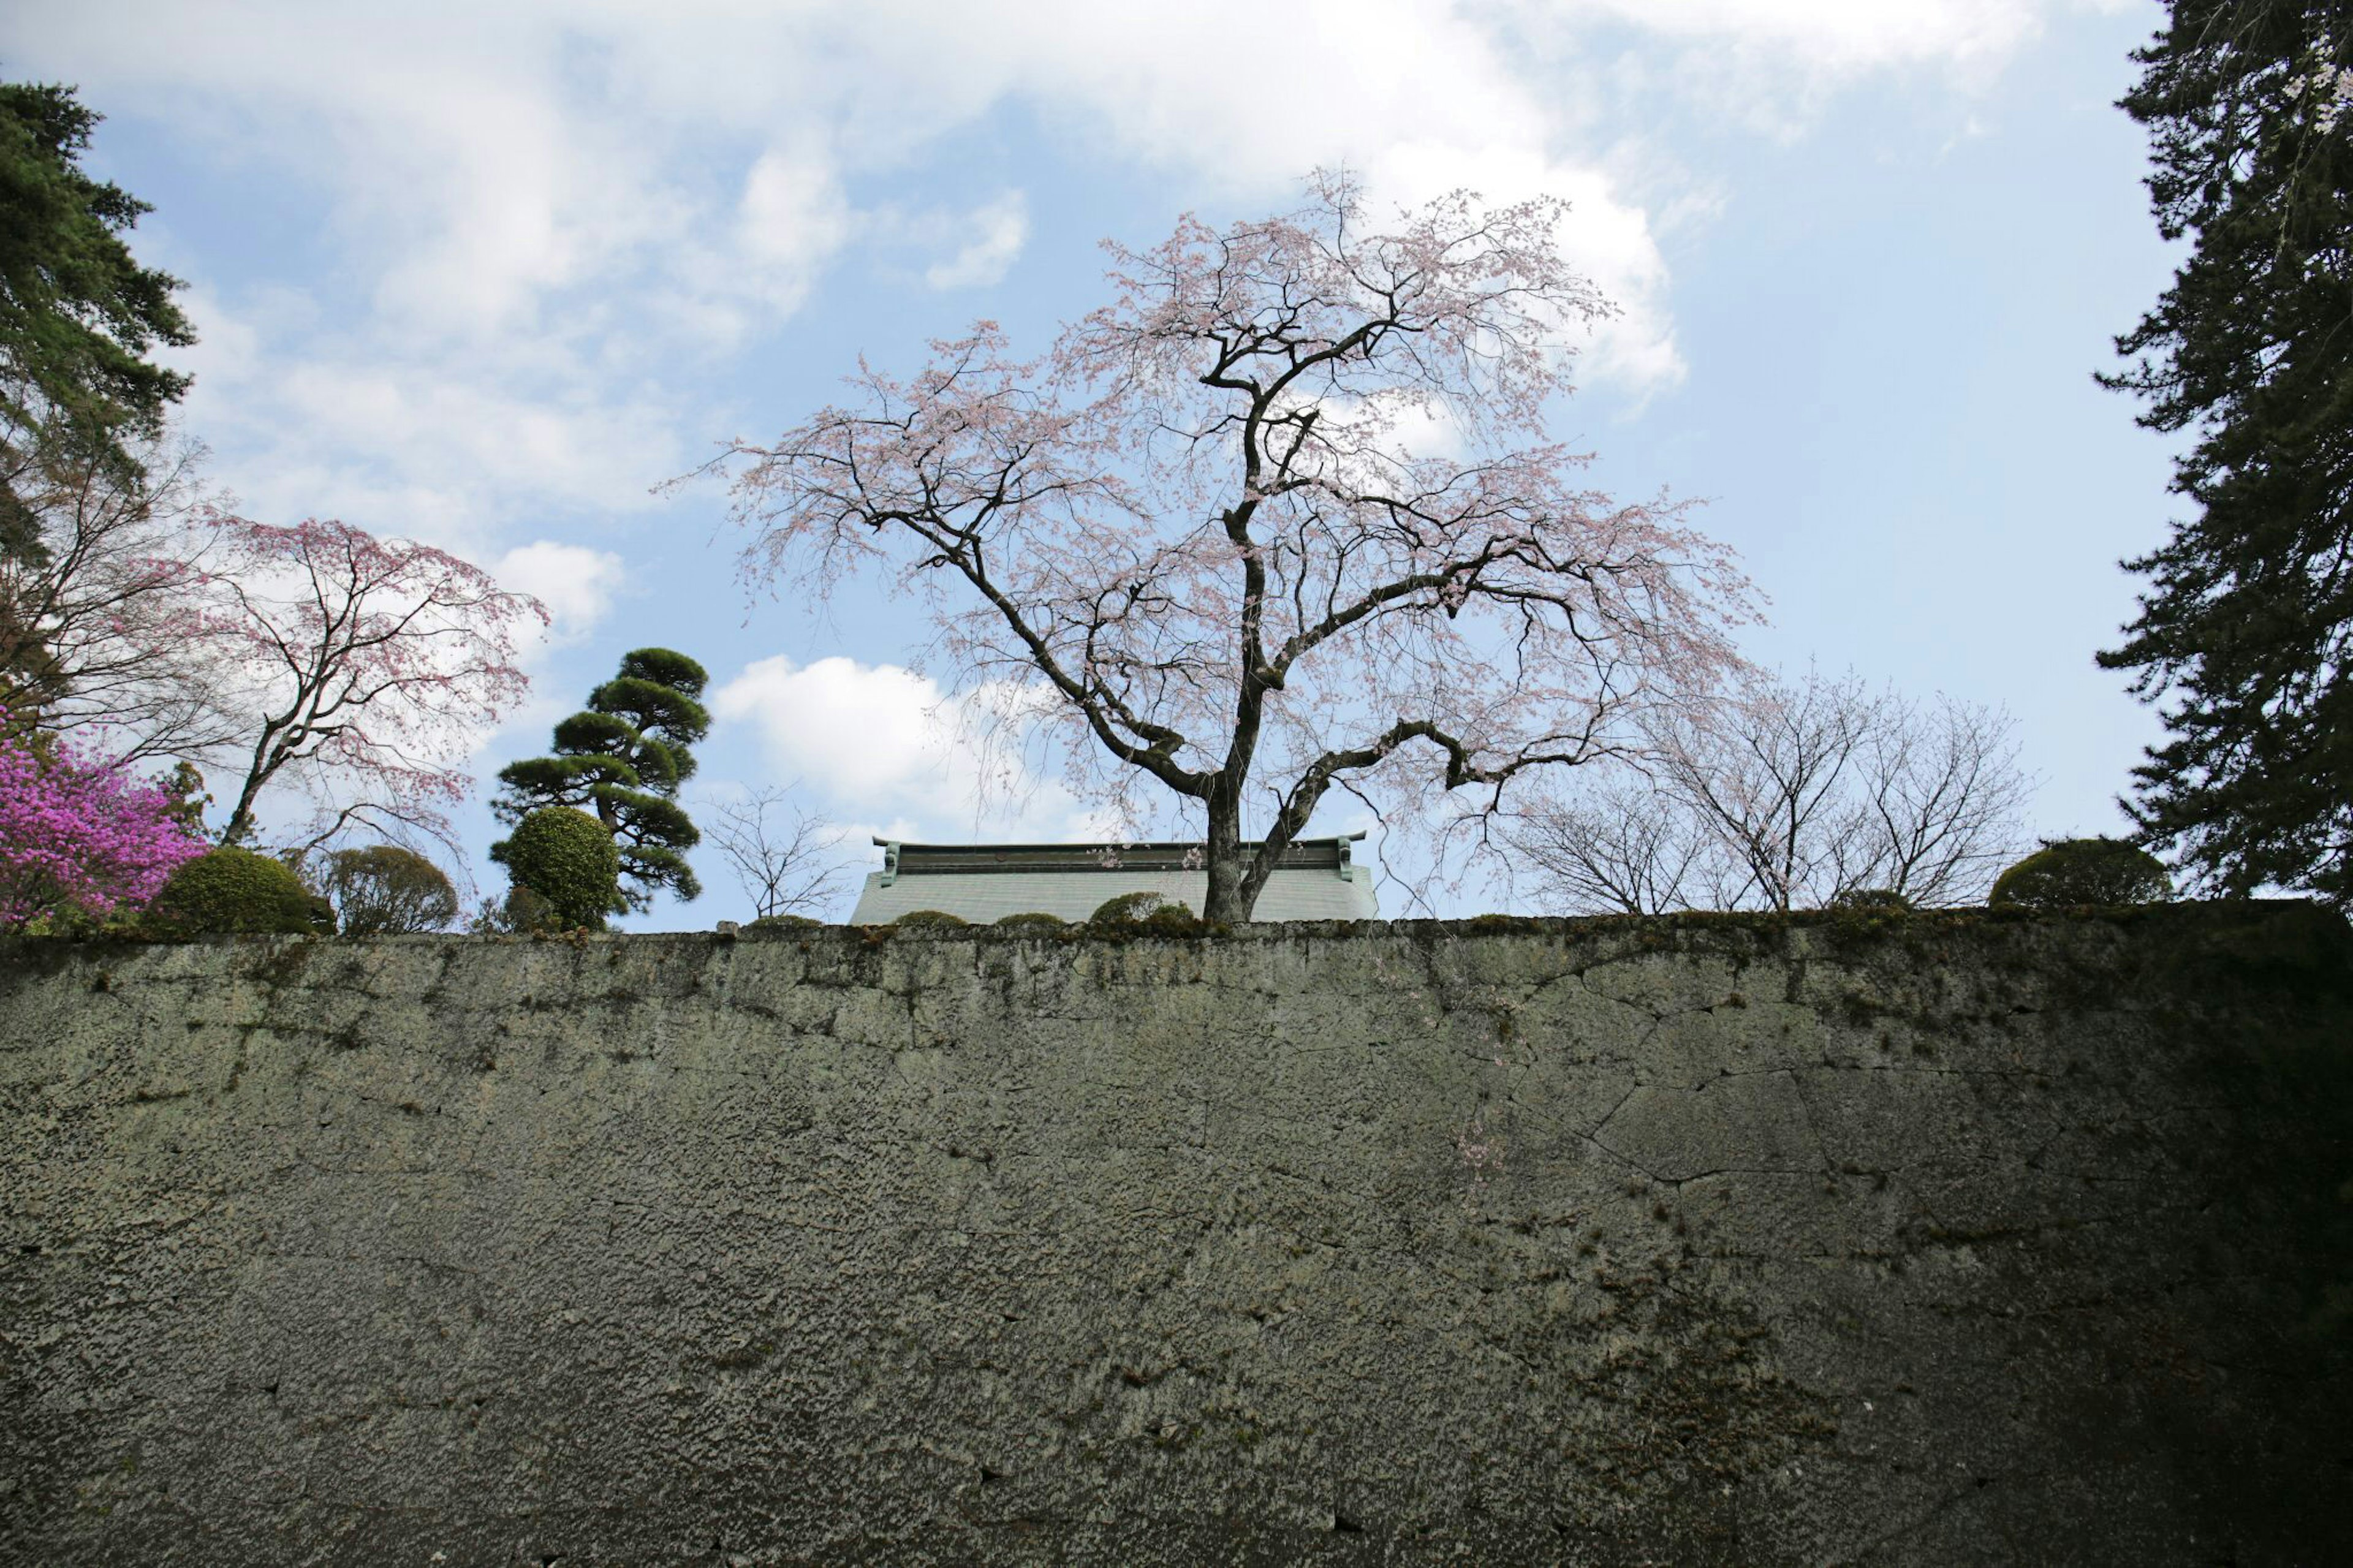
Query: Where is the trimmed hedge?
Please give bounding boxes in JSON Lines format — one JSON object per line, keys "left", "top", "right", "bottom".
{"left": 1990, "top": 838, "right": 2172, "bottom": 910}
{"left": 1828, "top": 888, "right": 1915, "bottom": 914}
{"left": 1089, "top": 892, "right": 1189, "bottom": 925}
{"left": 892, "top": 909, "right": 968, "bottom": 928}
{"left": 150, "top": 848, "right": 330, "bottom": 936}
{"left": 993, "top": 911, "right": 1067, "bottom": 930}
{"left": 497, "top": 807, "right": 619, "bottom": 930}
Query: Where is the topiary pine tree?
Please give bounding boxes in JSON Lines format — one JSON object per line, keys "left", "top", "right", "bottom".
{"left": 493, "top": 648, "right": 707, "bottom": 913}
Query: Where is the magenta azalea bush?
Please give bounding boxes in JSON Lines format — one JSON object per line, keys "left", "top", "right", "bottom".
{"left": 0, "top": 721, "right": 209, "bottom": 930}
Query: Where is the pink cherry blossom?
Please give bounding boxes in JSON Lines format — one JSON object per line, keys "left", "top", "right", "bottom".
{"left": 194, "top": 515, "right": 548, "bottom": 849}
{"left": 712, "top": 172, "right": 1757, "bottom": 920}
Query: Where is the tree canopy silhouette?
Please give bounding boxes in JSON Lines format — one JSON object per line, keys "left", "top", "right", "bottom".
{"left": 2101, "top": 4, "right": 2353, "bottom": 903}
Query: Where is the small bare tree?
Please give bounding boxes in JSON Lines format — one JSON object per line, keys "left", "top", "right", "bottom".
{"left": 700, "top": 786, "right": 846, "bottom": 919}
{"left": 1514, "top": 668, "right": 2033, "bottom": 912}
{"left": 1847, "top": 691, "right": 2034, "bottom": 906}
{"left": 1643, "top": 670, "right": 1881, "bottom": 909}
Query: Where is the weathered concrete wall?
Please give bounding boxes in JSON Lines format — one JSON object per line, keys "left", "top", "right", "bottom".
{"left": 1, "top": 908, "right": 2348, "bottom": 1566}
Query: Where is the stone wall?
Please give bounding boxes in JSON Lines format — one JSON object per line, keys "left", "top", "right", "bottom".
{"left": 1, "top": 907, "right": 2348, "bottom": 1565}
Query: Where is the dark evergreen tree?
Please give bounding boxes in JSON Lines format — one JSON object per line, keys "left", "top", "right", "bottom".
{"left": 2100, "top": 4, "right": 2353, "bottom": 903}
{"left": 492, "top": 648, "right": 708, "bottom": 912}
{"left": 0, "top": 80, "right": 195, "bottom": 542}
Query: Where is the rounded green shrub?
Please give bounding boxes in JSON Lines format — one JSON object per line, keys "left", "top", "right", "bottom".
{"left": 319, "top": 844, "right": 460, "bottom": 934}
{"left": 748, "top": 912, "right": 824, "bottom": 931}
{"left": 496, "top": 807, "right": 619, "bottom": 930}
{"left": 993, "top": 911, "right": 1067, "bottom": 930}
{"left": 1089, "top": 891, "right": 1189, "bottom": 925}
{"left": 1988, "top": 838, "right": 2172, "bottom": 910}
{"left": 892, "top": 909, "right": 967, "bottom": 928}
{"left": 150, "top": 847, "right": 328, "bottom": 936}
{"left": 1828, "top": 887, "right": 1915, "bottom": 914}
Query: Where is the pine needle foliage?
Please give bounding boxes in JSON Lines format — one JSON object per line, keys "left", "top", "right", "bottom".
{"left": 2101, "top": 3, "right": 2353, "bottom": 903}
{"left": 0, "top": 80, "right": 195, "bottom": 539}
{"left": 492, "top": 648, "right": 707, "bottom": 913}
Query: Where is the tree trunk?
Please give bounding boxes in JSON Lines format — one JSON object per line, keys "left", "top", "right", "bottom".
{"left": 221, "top": 771, "right": 268, "bottom": 846}
{"left": 1200, "top": 790, "right": 1252, "bottom": 923}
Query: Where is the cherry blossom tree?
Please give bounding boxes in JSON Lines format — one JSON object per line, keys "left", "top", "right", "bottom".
{"left": 709, "top": 173, "right": 1754, "bottom": 920}
{"left": 0, "top": 714, "right": 207, "bottom": 928}
{"left": 198, "top": 515, "right": 546, "bottom": 849}
{"left": 0, "top": 434, "right": 240, "bottom": 765}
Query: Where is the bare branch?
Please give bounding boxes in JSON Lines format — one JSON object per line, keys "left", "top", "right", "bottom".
{"left": 1514, "top": 668, "right": 2035, "bottom": 914}
{"left": 699, "top": 786, "right": 851, "bottom": 920}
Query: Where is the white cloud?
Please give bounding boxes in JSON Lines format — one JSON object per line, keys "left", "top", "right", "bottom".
{"left": 9, "top": 0, "right": 2095, "bottom": 567}
{"left": 492, "top": 542, "right": 629, "bottom": 642}
{"left": 1567, "top": 0, "right": 2052, "bottom": 73}
{"left": 710, "top": 654, "right": 1100, "bottom": 839}
{"left": 737, "top": 145, "right": 857, "bottom": 312}
{"left": 169, "top": 288, "right": 687, "bottom": 558}
{"left": 1487, "top": 0, "right": 2126, "bottom": 141}
{"left": 925, "top": 192, "right": 1029, "bottom": 290}
{"left": 16, "top": 2, "right": 1672, "bottom": 390}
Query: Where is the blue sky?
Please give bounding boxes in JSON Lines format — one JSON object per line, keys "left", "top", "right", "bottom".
{"left": 10, "top": 0, "right": 2179, "bottom": 924}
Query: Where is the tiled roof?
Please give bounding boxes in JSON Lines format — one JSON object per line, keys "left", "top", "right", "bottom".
{"left": 847, "top": 838, "right": 1377, "bottom": 923}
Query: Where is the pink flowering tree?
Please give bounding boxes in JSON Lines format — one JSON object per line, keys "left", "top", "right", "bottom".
{"left": 709, "top": 172, "right": 1754, "bottom": 920}
{"left": 0, "top": 717, "right": 207, "bottom": 928}
{"left": 0, "top": 436, "right": 242, "bottom": 766}
{"left": 197, "top": 516, "right": 547, "bottom": 849}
